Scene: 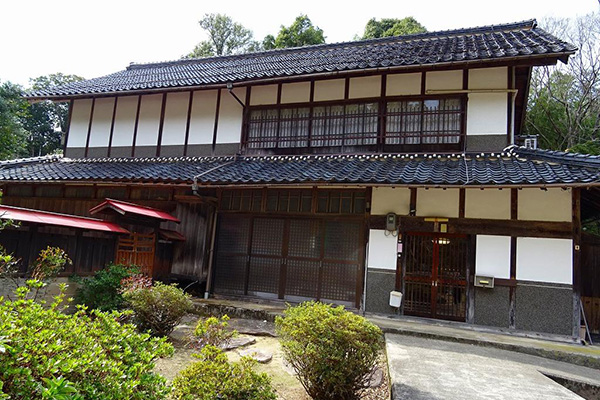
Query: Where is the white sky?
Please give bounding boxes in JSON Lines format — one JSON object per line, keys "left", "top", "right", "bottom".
{"left": 2, "top": 0, "right": 598, "bottom": 87}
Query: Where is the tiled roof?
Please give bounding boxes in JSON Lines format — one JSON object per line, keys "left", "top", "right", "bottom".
{"left": 1, "top": 147, "right": 599, "bottom": 187}
{"left": 29, "top": 20, "right": 576, "bottom": 99}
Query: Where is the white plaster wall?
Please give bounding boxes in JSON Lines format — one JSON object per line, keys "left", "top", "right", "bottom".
{"left": 386, "top": 73, "right": 421, "bottom": 96}
{"left": 281, "top": 82, "right": 311, "bottom": 104}
{"left": 250, "top": 84, "right": 278, "bottom": 105}
{"left": 416, "top": 188, "right": 459, "bottom": 218}
{"left": 371, "top": 187, "right": 411, "bottom": 215}
{"left": 162, "top": 92, "right": 190, "bottom": 146}
{"left": 216, "top": 87, "right": 245, "bottom": 144}
{"left": 314, "top": 79, "right": 345, "bottom": 101}
{"left": 425, "top": 70, "right": 462, "bottom": 91}
{"left": 112, "top": 96, "right": 138, "bottom": 147}
{"left": 349, "top": 76, "right": 380, "bottom": 99}
{"left": 135, "top": 94, "right": 162, "bottom": 146}
{"left": 67, "top": 98, "right": 93, "bottom": 148}
{"left": 468, "top": 67, "right": 507, "bottom": 89}
{"left": 467, "top": 93, "right": 507, "bottom": 135}
{"left": 88, "top": 97, "right": 114, "bottom": 147}
{"left": 475, "top": 235, "right": 511, "bottom": 279}
{"left": 188, "top": 90, "right": 218, "bottom": 145}
{"left": 368, "top": 229, "right": 398, "bottom": 270}
{"left": 518, "top": 188, "right": 572, "bottom": 222}
{"left": 516, "top": 237, "right": 573, "bottom": 284}
{"left": 465, "top": 189, "right": 511, "bottom": 220}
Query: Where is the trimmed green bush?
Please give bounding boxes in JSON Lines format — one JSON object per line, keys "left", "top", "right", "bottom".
{"left": 193, "top": 315, "right": 237, "bottom": 349}
{"left": 275, "top": 301, "right": 384, "bottom": 400}
{"left": 74, "top": 264, "right": 138, "bottom": 311}
{"left": 123, "top": 281, "right": 193, "bottom": 337}
{"left": 0, "top": 282, "right": 173, "bottom": 400}
{"left": 171, "top": 345, "right": 276, "bottom": 400}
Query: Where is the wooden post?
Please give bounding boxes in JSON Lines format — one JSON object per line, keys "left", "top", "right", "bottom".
{"left": 572, "top": 188, "right": 582, "bottom": 339}
{"left": 509, "top": 188, "right": 518, "bottom": 329}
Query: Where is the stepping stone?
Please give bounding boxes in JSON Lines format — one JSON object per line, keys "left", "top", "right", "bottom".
{"left": 238, "top": 348, "right": 273, "bottom": 364}
{"left": 222, "top": 336, "right": 256, "bottom": 350}
{"left": 228, "top": 318, "right": 277, "bottom": 337}
{"left": 367, "top": 367, "right": 384, "bottom": 388}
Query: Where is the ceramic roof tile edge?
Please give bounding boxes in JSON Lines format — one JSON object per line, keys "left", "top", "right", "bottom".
{"left": 26, "top": 19, "right": 577, "bottom": 99}
{"left": 125, "top": 19, "right": 541, "bottom": 71}
{"left": 0, "top": 154, "right": 63, "bottom": 168}
{"left": 513, "top": 147, "right": 600, "bottom": 168}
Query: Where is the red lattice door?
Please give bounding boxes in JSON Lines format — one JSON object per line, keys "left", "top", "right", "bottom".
{"left": 403, "top": 233, "right": 468, "bottom": 321}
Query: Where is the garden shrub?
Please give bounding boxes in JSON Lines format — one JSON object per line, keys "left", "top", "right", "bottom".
{"left": 170, "top": 345, "right": 276, "bottom": 400}
{"left": 74, "top": 264, "right": 138, "bottom": 311}
{"left": 123, "top": 281, "right": 193, "bottom": 336}
{"left": 193, "top": 315, "right": 237, "bottom": 349}
{"left": 275, "top": 301, "right": 384, "bottom": 400}
{"left": 0, "top": 281, "right": 173, "bottom": 400}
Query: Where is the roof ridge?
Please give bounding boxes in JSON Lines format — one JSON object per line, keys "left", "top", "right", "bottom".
{"left": 515, "top": 146, "right": 600, "bottom": 168}
{"left": 127, "top": 19, "right": 538, "bottom": 71}
{"left": 0, "top": 154, "right": 62, "bottom": 168}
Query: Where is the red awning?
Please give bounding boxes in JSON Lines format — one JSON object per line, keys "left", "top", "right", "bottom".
{"left": 89, "top": 199, "right": 180, "bottom": 223}
{"left": 159, "top": 229, "right": 186, "bottom": 242}
{"left": 0, "top": 205, "right": 129, "bottom": 234}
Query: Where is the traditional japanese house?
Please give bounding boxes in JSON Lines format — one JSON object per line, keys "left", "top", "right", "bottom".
{"left": 2, "top": 19, "right": 599, "bottom": 338}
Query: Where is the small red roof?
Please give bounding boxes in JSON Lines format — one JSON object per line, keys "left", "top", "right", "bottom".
{"left": 89, "top": 199, "right": 180, "bottom": 223}
{"left": 0, "top": 205, "right": 129, "bottom": 234}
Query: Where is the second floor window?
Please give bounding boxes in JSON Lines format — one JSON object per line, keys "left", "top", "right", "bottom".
{"left": 244, "top": 96, "right": 464, "bottom": 153}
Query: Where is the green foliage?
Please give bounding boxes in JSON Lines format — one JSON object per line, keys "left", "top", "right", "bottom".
{"left": 30, "top": 246, "right": 71, "bottom": 281}
{"left": 186, "top": 14, "right": 254, "bottom": 58}
{"left": 361, "top": 17, "right": 427, "bottom": 39}
{"left": 263, "top": 15, "right": 325, "bottom": 50}
{"left": 124, "top": 281, "right": 192, "bottom": 336}
{"left": 0, "top": 81, "right": 28, "bottom": 160}
{"left": 0, "top": 283, "right": 173, "bottom": 400}
{"left": 193, "top": 315, "right": 237, "bottom": 349}
{"left": 25, "top": 74, "right": 83, "bottom": 157}
{"left": 74, "top": 264, "right": 138, "bottom": 311}
{"left": 569, "top": 140, "right": 600, "bottom": 155}
{"left": 171, "top": 345, "right": 276, "bottom": 400}
{"left": 275, "top": 301, "right": 384, "bottom": 400}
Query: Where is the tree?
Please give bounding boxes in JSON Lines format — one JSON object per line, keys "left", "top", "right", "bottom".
{"left": 361, "top": 17, "right": 427, "bottom": 39}
{"left": 26, "top": 73, "right": 84, "bottom": 156}
{"left": 186, "top": 14, "right": 254, "bottom": 58}
{"left": 0, "top": 81, "right": 28, "bottom": 160}
{"left": 263, "top": 15, "right": 325, "bottom": 50}
{"left": 523, "top": 13, "right": 600, "bottom": 152}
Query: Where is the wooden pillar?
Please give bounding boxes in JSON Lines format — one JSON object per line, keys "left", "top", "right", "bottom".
{"left": 509, "top": 188, "right": 518, "bottom": 329}
{"left": 572, "top": 188, "right": 582, "bottom": 339}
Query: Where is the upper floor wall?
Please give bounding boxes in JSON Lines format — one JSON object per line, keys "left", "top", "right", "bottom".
{"left": 65, "top": 66, "right": 522, "bottom": 158}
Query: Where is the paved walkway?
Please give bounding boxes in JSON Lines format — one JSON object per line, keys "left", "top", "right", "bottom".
{"left": 386, "top": 334, "right": 600, "bottom": 400}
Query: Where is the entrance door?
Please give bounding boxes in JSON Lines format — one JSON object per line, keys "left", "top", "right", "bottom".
{"left": 403, "top": 233, "right": 468, "bottom": 321}
{"left": 213, "top": 215, "right": 364, "bottom": 308}
{"left": 116, "top": 233, "right": 156, "bottom": 276}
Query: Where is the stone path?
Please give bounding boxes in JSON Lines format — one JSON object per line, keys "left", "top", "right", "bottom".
{"left": 386, "top": 334, "right": 600, "bottom": 400}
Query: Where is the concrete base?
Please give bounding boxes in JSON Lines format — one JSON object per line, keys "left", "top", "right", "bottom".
{"left": 516, "top": 282, "right": 573, "bottom": 336}
{"left": 365, "top": 268, "right": 397, "bottom": 314}
{"left": 474, "top": 286, "right": 511, "bottom": 328}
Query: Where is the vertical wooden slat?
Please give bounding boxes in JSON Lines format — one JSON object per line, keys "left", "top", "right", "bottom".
{"left": 572, "top": 188, "right": 582, "bottom": 338}
{"left": 155, "top": 93, "right": 168, "bottom": 157}
{"left": 84, "top": 98, "right": 96, "bottom": 158}
{"left": 183, "top": 91, "right": 194, "bottom": 156}
{"left": 107, "top": 96, "right": 119, "bottom": 158}
{"left": 131, "top": 95, "right": 142, "bottom": 157}
{"left": 211, "top": 89, "right": 222, "bottom": 155}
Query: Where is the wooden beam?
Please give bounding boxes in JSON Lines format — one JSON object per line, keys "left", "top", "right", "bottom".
{"left": 63, "top": 99, "right": 74, "bottom": 154}
{"left": 459, "top": 188, "right": 465, "bottom": 218}
{"left": 84, "top": 97, "right": 96, "bottom": 158}
{"left": 572, "top": 188, "right": 582, "bottom": 338}
{"left": 155, "top": 93, "right": 168, "bottom": 157}
{"left": 211, "top": 89, "right": 222, "bottom": 155}
{"left": 183, "top": 91, "right": 194, "bottom": 157}
{"left": 131, "top": 95, "right": 142, "bottom": 157}
{"left": 371, "top": 215, "right": 572, "bottom": 238}
{"left": 107, "top": 96, "right": 119, "bottom": 158}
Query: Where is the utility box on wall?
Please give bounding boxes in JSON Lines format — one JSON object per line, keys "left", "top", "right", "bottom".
{"left": 389, "top": 291, "right": 403, "bottom": 307}
{"left": 474, "top": 275, "right": 495, "bottom": 289}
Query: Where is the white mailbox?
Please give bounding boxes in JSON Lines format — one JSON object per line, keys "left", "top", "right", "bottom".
{"left": 389, "top": 291, "right": 403, "bottom": 308}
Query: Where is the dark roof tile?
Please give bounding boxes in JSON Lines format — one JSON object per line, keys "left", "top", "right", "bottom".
{"left": 29, "top": 20, "right": 576, "bottom": 99}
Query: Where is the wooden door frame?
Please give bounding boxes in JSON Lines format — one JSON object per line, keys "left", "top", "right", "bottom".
{"left": 398, "top": 231, "right": 470, "bottom": 321}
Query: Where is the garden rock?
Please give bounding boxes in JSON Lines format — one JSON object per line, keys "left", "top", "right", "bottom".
{"left": 222, "top": 336, "right": 256, "bottom": 350}
{"left": 228, "top": 318, "right": 277, "bottom": 337}
{"left": 367, "top": 367, "right": 384, "bottom": 388}
{"left": 238, "top": 348, "right": 273, "bottom": 364}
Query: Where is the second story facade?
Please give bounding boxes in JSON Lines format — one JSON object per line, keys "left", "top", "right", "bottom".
{"left": 29, "top": 20, "right": 575, "bottom": 159}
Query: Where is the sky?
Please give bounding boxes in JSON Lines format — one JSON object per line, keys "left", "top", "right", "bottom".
{"left": 1, "top": 0, "right": 598, "bottom": 87}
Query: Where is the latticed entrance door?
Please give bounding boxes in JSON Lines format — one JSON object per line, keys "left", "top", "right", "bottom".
{"left": 213, "top": 215, "right": 363, "bottom": 308}
{"left": 403, "top": 233, "right": 468, "bottom": 321}
{"left": 116, "top": 233, "right": 155, "bottom": 276}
